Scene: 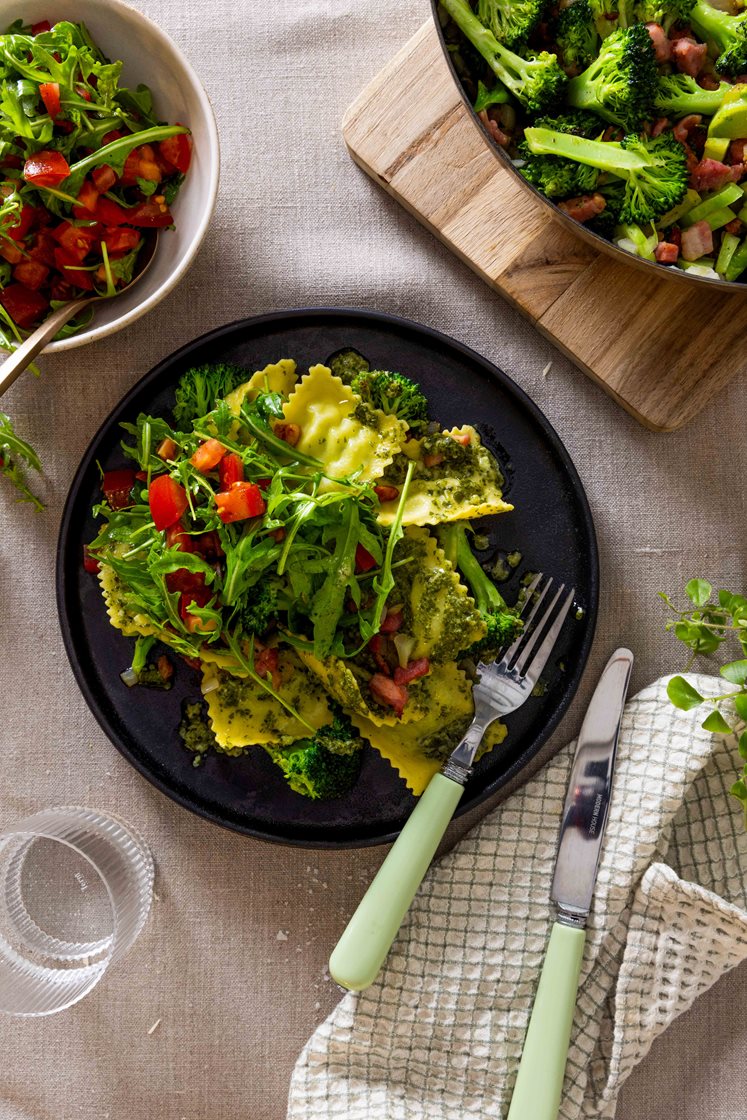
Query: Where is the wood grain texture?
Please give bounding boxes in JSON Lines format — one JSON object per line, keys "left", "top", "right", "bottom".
{"left": 342, "top": 20, "right": 747, "bottom": 431}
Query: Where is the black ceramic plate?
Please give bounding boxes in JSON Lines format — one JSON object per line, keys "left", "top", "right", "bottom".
{"left": 57, "top": 308, "right": 598, "bottom": 848}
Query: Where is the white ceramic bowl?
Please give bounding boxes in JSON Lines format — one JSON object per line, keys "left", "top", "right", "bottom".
{"left": 0, "top": 0, "right": 219, "bottom": 351}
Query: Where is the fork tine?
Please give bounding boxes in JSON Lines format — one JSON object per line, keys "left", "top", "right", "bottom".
{"left": 496, "top": 575, "right": 552, "bottom": 668}
{"left": 512, "top": 581, "right": 565, "bottom": 674}
{"left": 517, "top": 586, "right": 576, "bottom": 686}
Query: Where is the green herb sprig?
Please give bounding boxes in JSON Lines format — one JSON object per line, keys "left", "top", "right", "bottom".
{"left": 0, "top": 412, "right": 43, "bottom": 509}
{"left": 661, "top": 578, "right": 747, "bottom": 824}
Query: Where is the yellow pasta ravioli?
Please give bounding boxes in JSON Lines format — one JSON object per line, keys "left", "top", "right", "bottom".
{"left": 202, "top": 650, "right": 333, "bottom": 752}
{"left": 394, "top": 527, "right": 485, "bottom": 663}
{"left": 377, "top": 425, "right": 513, "bottom": 527}
{"left": 295, "top": 649, "right": 424, "bottom": 728}
{"left": 98, "top": 563, "right": 157, "bottom": 639}
{"left": 282, "top": 364, "right": 407, "bottom": 485}
{"left": 350, "top": 663, "right": 508, "bottom": 794}
{"left": 224, "top": 358, "right": 298, "bottom": 417}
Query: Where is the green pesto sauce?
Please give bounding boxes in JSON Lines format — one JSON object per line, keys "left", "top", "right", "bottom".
{"left": 352, "top": 401, "right": 382, "bottom": 430}
{"left": 328, "top": 349, "right": 370, "bottom": 383}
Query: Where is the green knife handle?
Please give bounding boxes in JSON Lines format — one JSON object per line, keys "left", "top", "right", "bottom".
{"left": 329, "top": 772, "right": 465, "bottom": 991}
{"left": 506, "top": 921, "right": 587, "bottom": 1120}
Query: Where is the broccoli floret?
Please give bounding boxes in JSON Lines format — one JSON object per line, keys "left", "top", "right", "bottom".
{"left": 690, "top": 0, "right": 747, "bottom": 75}
{"left": 350, "top": 369, "right": 429, "bottom": 431}
{"left": 239, "top": 585, "right": 279, "bottom": 637}
{"left": 524, "top": 126, "right": 688, "bottom": 223}
{"left": 519, "top": 110, "right": 604, "bottom": 197}
{"left": 172, "top": 363, "right": 245, "bottom": 430}
{"left": 623, "top": 0, "right": 694, "bottom": 29}
{"left": 655, "top": 72, "right": 731, "bottom": 117}
{"left": 439, "top": 522, "right": 523, "bottom": 662}
{"left": 476, "top": 0, "right": 548, "bottom": 49}
{"left": 566, "top": 24, "right": 657, "bottom": 131}
{"left": 587, "top": 0, "right": 622, "bottom": 37}
{"left": 442, "top": 0, "right": 567, "bottom": 111}
{"left": 265, "top": 714, "right": 364, "bottom": 799}
{"left": 556, "top": 0, "right": 601, "bottom": 69}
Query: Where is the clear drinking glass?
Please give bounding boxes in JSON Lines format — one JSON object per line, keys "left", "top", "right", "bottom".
{"left": 0, "top": 805, "right": 154, "bottom": 1016}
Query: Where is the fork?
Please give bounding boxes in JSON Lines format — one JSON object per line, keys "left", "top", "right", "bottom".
{"left": 329, "top": 574, "right": 576, "bottom": 992}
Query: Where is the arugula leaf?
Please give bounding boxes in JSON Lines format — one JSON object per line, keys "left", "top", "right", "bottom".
{"left": 309, "top": 501, "right": 360, "bottom": 658}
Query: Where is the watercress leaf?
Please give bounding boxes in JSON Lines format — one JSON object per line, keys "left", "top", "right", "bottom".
{"left": 667, "top": 675, "right": 705, "bottom": 711}
{"left": 718, "top": 588, "right": 733, "bottom": 608}
{"left": 720, "top": 659, "right": 747, "bottom": 686}
{"left": 729, "top": 778, "right": 747, "bottom": 817}
{"left": 701, "top": 710, "right": 733, "bottom": 735}
{"left": 739, "top": 729, "right": 747, "bottom": 761}
{"left": 734, "top": 693, "right": 747, "bottom": 721}
{"left": 686, "top": 578, "right": 712, "bottom": 607}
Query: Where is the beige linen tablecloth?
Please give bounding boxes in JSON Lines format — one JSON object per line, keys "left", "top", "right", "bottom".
{"left": 1, "top": 2, "right": 746, "bottom": 1118}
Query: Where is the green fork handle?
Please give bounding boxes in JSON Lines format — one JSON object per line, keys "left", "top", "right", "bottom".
{"left": 506, "top": 921, "right": 587, "bottom": 1120}
{"left": 329, "top": 772, "right": 465, "bottom": 991}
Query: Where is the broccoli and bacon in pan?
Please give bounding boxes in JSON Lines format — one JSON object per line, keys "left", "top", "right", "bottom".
{"left": 440, "top": 0, "right": 747, "bottom": 280}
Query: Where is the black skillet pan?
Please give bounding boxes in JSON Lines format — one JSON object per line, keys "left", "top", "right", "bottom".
{"left": 431, "top": 0, "right": 747, "bottom": 293}
{"left": 57, "top": 308, "right": 598, "bottom": 848}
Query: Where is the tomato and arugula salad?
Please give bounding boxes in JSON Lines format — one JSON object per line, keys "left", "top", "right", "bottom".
{"left": 0, "top": 17, "right": 191, "bottom": 345}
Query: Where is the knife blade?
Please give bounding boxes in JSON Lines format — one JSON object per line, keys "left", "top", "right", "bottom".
{"left": 506, "top": 647, "right": 633, "bottom": 1120}
{"left": 551, "top": 646, "right": 634, "bottom": 927}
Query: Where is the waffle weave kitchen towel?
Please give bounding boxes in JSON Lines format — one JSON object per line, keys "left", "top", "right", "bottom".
{"left": 288, "top": 675, "right": 747, "bottom": 1119}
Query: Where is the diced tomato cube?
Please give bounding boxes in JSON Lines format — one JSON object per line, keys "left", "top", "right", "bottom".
{"left": 100, "top": 226, "right": 140, "bottom": 254}
{"left": 96, "top": 197, "right": 129, "bottom": 226}
{"left": 192, "top": 530, "right": 223, "bottom": 560}
{"left": 76, "top": 86, "right": 92, "bottom": 102}
{"left": 53, "top": 247, "right": 94, "bottom": 290}
{"left": 165, "top": 521, "right": 193, "bottom": 552}
{"left": 0, "top": 283, "right": 48, "bottom": 327}
{"left": 101, "top": 129, "right": 124, "bottom": 146}
{"left": 190, "top": 438, "right": 226, "bottom": 473}
{"left": 52, "top": 221, "right": 98, "bottom": 262}
{"left": 218, "top": 452, "right": 243, "bottom": 490}
{"left": 8, "top": 204, "right": 37, "bottom": 242}
{"left": 73, "top": 179, "right": 100, "bottom": 219}
{"left": 49, "top": 278, "right": 75, "bottom": 302}
{"left": 255, "top": 646, "right": 280, "bottom": 688}
{"left": 125, "top": 200, "right": 174, "bottom": 228}
{"left": 13, "top": 260, "right": 49, "bottom": 290}
{"left": 214, "top": 481, "right": 266, "bottom": 524}
{"left": 39, "top": 81, "right": 60, "bottom": 118}
{"left": 159, "top": 131, "right": 192, "bottom": 174}
{"left": 23, "top": 150, "right": 70, "bottom": 188}
{"left": 179, "top": 585, "right": 218, "bottom": 633}
{"left": 157, "top": 437, "right": 177, "bottom": 462}
{"left": 82, "top": 544, "right": 100, "bottom": 574}
{"left": 31, "top": 20, "right": 51, "bottom": 34}
{"left": 102, "top": 468, "right": 137, "bottom": 510}
{"left": 355, "top": 544, "right": 377, "bottom": 573}
{"left": 28, "top": 230, "right": 56, "bottom": 265}
{"left": 167, "top": 568, "right": 205, "bottom": 594}
{"left": 92, "top": 164, "right": 117, "bottom": 192}
{"left": 0, "top": 240, "right": 23, "bottom": 265}
{"left": 148, "top": 474, "right": 189, "bottom": 531}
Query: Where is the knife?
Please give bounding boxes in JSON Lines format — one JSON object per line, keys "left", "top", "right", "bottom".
{"left": 506, "top": 646, "right": 633, "bottom": 1120}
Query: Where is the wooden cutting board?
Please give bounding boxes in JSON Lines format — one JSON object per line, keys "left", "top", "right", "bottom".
{"left": 342, "top": 21, "right": 747, "bottom": 431}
